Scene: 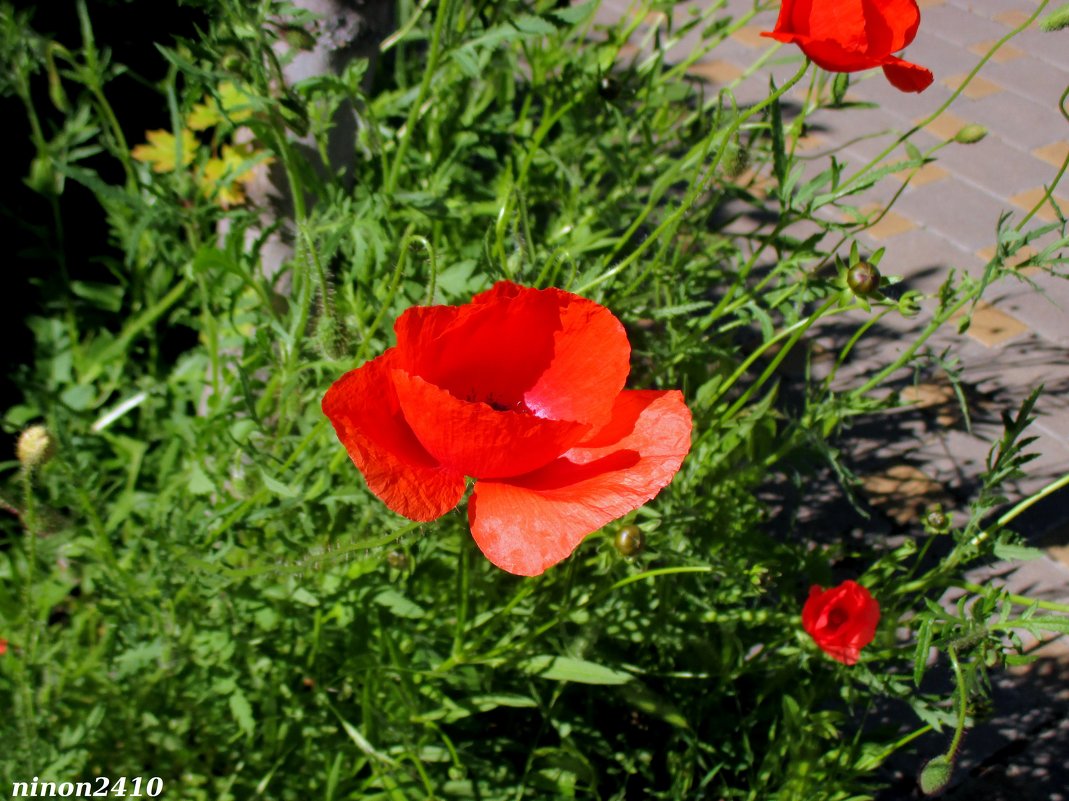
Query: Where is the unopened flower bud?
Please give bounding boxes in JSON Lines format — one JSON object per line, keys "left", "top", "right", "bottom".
{"left": 1039, "top": 4, "right": 1069, "bottom": 32}
{"left": 16, "top": 425, "right": 56, "bottom": 469}
{"left": 614, "top": 525, "right": 645, "bottom": 557}
{"left": 847, "top": 261, "right": 881, "bottom": 296}
{"left": 918, "top": 755, "right": 953, "bottom": 795}
{"left": 953, "top": 124, "right": 987, "bottom": 144}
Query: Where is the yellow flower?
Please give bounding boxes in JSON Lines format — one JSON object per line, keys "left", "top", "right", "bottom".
{"left": 197, "top": 143, "right": 271, "bottom": 208}
{"left": 187, "top": 82, "right": 256, "bottom": 131}
{"left": 131, "top": 129, "right": 198, "bottom": 173}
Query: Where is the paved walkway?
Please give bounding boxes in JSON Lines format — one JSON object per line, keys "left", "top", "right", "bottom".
{"left": 592, "top": 1, "right": 1069, "bottom": 796}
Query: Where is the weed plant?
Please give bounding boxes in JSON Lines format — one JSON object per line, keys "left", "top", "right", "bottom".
{"left": 2, "top": 0, "right": 1069, "bottom": 799}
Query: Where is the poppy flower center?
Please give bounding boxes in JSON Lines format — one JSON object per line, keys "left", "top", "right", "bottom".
{"left": 825, "top": 607, "right": 849, "bottom": 631}
{"left": 463, "top": 388, "right": 532, "bottom": 415}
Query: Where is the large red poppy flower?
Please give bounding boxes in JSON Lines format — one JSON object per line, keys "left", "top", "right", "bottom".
{"left": 322, "top": 281, "right": 692, "bottom": 576}
{"left": 762, "top": 0, "right": 933, "bottom": 93}
{"left": 802, "top": 580, "right": 881, "bottom": 665}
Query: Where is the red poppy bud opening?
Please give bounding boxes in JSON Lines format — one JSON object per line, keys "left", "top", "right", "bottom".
{"left": 802, "top": 580, "right": 881, "bottom": 665}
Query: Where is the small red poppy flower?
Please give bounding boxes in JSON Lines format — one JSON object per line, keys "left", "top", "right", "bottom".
{"left": 0, "top": 638, "right": 7, "bottom": 656}
{"left": 762, "top": 0, "right": 933, "bottom": 93}
{"left": 322, "top": 281, "right": 692, "bottom": 576}
{"left": 802, "top": 580, "right": 880, "bottom": 665}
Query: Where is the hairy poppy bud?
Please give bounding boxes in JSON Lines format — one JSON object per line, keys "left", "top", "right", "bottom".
{"left": 953, "top": 124, "right": 987, "bottom": 144}
{"left": 17, "top": 425, "right": 56, "bottom": 469}
{"left": 847, "top": 262, "right": 881, "bottom": 297}
{"left": 918, "top": 755, "right": 953, "bottom": 795}
{"left": 1039, "top": 5, "right": 1069, "bottom": 32}
{"left": 614, "top": 524, "right": 645, "bottom": 557}
{"left": 386, "top": 550, "right": 410, "bottom": 570}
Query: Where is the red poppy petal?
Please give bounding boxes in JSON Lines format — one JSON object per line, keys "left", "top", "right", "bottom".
{"left": 322, "top": 350, "right": 466, "bottom": 521}
{"left": 391, "top": 369, "right": 590, "bottom": 479}
{"left": 522, "top": 290, "right": 630, "bottom": 428}
{"left": 395, "top": 282, "right": 629, "bottom": 428}
{"left": 863, "top": 0, "right": 921, "bottom": 53}
{"left": 468, "top": 390, "right": 692, "bottom": 576}
{"left": 799, "top": 0, "right": 868, "bottom": 52}
{"left": 881, "top": 56, "right": 933, "bottom": 93}
{"left": 394, "top": 282, "right": 562, "bottom": 412}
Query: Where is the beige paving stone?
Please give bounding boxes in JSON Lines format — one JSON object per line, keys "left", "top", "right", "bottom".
{"left": 731, "top": 25, "right": 773, "bottom": 49}
{"left": 861, "top": 465, "right": 948, "bottom": 526}
{"left": 941, "top": 73, "right": 1005, "bottom": 99}
{"left": 892, "top": 162, "right": 949, "bottom": 187}
{"left": 1010, "top": 188, "right": 1068, "bottom": 223}
{"left": 862, "top": 207, "right": 917, "bottom": 240}
{"left": 794, "top": 132, "right": 826, "bottom": 153}
{"left": 955, "top": 301, "right": 1030, "bottom": 347}
{"left": 919, "top": 111, "right": 973, "bottom": 142}
{"left": 993, "top": 10, "right": 1033, "bottom": 28}
{"left": 975, "top": 245, "right": 1040, "bottom": 274}
{"left": 687, "top": 59, "right": 743, "bottom": 85}
{"left": 1033, "top": 142, "right": 1069, "bottom": 169}
{"left": 967, "top": 39, "right": 1026, "bottom": 63}
{"left": 917, "top": 0, "right": 944, "bottom": 7}
{"left": 901, "top": 381, "right": 962, "bottom": 427}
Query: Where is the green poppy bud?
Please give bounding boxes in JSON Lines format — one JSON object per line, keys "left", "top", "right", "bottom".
{"left": 847, "top": 261, "right": 881, "bottom": 296}
{"left": 953, "top": 124, "right": 987, "bottom": 144}
{"left": 1039, "top": 4, "right": 1069, "bottom": 32}
{"left": 918, "top": 755, "right": 953, "bottom": 795}
{"left": 614, "top": 525, "right": 645, "bottom": 557}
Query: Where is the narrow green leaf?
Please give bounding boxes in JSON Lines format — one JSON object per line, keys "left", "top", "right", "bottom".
{"left": 521, "top": 655, "right": 632, "bottom": 685}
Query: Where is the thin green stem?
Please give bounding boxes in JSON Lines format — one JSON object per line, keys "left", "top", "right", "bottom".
{"left": 19, "top": 466, "right": 39, "bottom": 769}
{"left": 1015, "top": 84, "right": 1069, "bottom": 231}
{"left": 946, "top": 647, "right": 968, "bottom": 760}
{"left": 386, "top": 0, "right": 452, "bottom": 195}
{"left": 578, "top": 60, "right": 810, "bottom": 294}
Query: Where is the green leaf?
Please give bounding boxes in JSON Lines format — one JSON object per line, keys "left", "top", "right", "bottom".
{"left": 373, "top": 589, "right": 425, "bottom": 619}
{"left": 188, "top": 463, "right": 215, "bottom": 495}
{"left": 229, "top": 690, "right": 255, "bottom": 737}
{"left": 521, "top": 655, "right": 632, "bottom": 685}
{"left": 992, "top": 542, "right": 1045, "bottom": 561}
{"left": 512, "top": 14, "right": 557, "bottom": 35}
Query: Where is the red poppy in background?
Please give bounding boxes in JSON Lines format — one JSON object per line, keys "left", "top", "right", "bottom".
{"left": 762, "top": 0, "right": 933, "bottom": 93}
{"left": 802, "top": 580, "right": 881, "bottom": 665}
{"left": 0, "top": 638, "right": 7, "bottom": 656}
{"left": 322, "top": 282, "right": 692, "bottom": 576}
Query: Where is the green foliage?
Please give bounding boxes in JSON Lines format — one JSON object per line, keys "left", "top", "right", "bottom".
{"left": 2, "top": 0, "right": 1068, "bottom": 799}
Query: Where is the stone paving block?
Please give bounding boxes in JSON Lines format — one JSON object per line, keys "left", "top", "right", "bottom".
{"left": 868, "top": 226, "right": 984, "bottom": 292}
{"left": 890, "top": 161, "right": 950, "bottom": 188}
{"left": 916, "top": 109, "right": 976, "bottom": 142}
{"left": 988, "top": 270, "right": 1069, "bottom": 347}
{"left": 957, "top": 300, "right": 1030, "bottom": 347}
{"left": 966, "top": 39, "right": 1027, "bottom": 64}
{"left": 1033, "top": 141, "right": 1069, "bottom": 169}
{"left": 921, "top": 3, "right": 1014, "bottom": 47}
{"left": 1009, "top": 188, "right": 1069, "bottom": 224}
{"left": 895, "top": 176, "right": 1016, "bottom": 252}
{"left": 982, "top": 55, "right": 1069, "bottom": 110}
{"left": 941, "top": 72, "right": 1005, "bottom": 99}
{"left": 932, "top": 133, "right": 1062, "bottom": 199}
{"left": 687, "top": 57, "right": 744, "bottom": 86}
{"left": 963, "top": 91, "right": 1063, "bottom": 151}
